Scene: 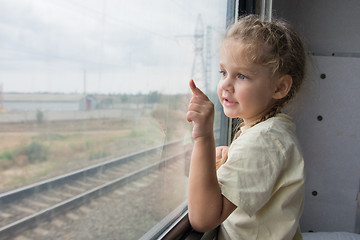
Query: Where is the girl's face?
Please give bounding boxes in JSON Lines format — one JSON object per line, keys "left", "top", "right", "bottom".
{"left": 217, "top": 40, "right": 277, "bottom": 125}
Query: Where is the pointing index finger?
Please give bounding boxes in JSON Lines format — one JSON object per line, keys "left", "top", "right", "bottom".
{"left": 189, "top": 79, "right": 197, "bottom": 94}
{"left": 189, "top": 79, "right": 205, "bottom": 97}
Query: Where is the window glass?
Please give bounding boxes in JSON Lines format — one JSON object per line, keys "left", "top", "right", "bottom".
{"left": 0, "top": 0, "right": 226, "bottom": 238}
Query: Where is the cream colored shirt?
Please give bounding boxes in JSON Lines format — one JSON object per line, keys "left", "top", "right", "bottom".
{"left": 217, "top": 114, "right": 305, "bottom": 240}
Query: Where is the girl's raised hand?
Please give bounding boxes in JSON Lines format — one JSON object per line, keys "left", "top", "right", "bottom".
{"left": 186, "top": 80, "right": 214, "bottom": 140}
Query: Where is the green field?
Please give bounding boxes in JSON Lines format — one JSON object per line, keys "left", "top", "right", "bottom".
{"left": 0, "top": 106, "right": 191, "bottom": 193}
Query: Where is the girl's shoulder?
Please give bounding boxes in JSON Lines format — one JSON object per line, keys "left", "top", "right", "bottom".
{"left": 230, "top": 113, "right": 300, "bottom": 154}
{"left": 226, "top": 114, "right": 304, "bottom": 173}
{"left": 242, "top": 113, "right": 296, "bottom": 138}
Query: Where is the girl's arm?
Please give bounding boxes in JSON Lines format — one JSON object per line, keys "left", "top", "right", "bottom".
{"left": 186, "top": 80, "right": 236, "bottom": 232}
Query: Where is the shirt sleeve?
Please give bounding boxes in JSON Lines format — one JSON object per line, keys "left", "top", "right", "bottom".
{"left": 217, "top": 129, "right": 286, "bottom": 217}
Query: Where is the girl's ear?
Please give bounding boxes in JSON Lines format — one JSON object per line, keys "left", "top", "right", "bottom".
{"left": 273, "top": 74, "right": 293, "bottom": 100}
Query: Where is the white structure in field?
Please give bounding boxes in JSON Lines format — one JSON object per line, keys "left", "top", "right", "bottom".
{"left": 2, "top": 93, "right": 96, "bottom": 112}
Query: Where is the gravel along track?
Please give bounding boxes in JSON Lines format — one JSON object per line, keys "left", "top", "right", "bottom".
{"left": 0, "top": 142, "right": 191, "bottom": 240}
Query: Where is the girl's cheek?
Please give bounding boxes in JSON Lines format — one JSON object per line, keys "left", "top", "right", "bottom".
{"left": 235, "top": 86, "right": 250, "bottom": 101}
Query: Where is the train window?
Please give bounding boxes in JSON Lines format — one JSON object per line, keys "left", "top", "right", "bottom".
{"left": 0, "top": 0, "right": 226, "bottom": 239}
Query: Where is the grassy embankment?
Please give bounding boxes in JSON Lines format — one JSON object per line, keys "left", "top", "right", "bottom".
{"left": 0, "top": 106, "right": 190, "bottom": 193}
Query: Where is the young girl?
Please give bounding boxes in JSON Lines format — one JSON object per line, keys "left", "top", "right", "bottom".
{"left": 186, "top": 15, "right": 306, "bottom": 239}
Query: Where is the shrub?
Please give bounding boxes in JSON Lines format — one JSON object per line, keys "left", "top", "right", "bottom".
{"left": 0, "top": 150, "right": 14, "bottom": 160}
{"left": 0, "top": 151, "right": 15, "bottom": 169}
{"left": 17, "top": 142, "right": 49, "bottom": 163}
{"left": 36, "top": 109, "right": 44, "bottom": 124}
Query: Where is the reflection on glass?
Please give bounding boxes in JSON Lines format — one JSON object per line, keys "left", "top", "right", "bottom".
{"left": 0, "top": 0, "right": 226, "bottom": 238}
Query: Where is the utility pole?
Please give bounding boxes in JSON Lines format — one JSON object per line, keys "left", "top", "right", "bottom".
{"left": 176, "top": 15, "right": 212, "bottom": 93}
{"left": 191, "top": 15, "right": 207, "bottom": 93}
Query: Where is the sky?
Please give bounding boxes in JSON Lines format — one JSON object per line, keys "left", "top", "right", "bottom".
{"left": 0, "top": 0, "right": 227, "bottom": 94}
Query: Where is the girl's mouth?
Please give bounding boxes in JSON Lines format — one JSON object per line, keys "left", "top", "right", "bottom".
{"left": 223, "top": 98, "right": 237, "bottom": 107}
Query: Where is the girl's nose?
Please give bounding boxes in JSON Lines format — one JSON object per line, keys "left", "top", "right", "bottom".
{"left": 219, "top": 76, "right": 234, "bottom": 92}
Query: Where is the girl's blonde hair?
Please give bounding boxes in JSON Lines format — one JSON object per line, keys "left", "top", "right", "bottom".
{"left": 216, "top": 14, "right": 306, "bottom": 170}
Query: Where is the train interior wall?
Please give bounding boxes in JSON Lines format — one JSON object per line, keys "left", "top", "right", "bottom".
{"left": 272, "top": 0, "right": 360, "bottom": 233}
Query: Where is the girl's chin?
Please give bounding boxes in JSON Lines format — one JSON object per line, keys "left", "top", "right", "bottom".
{"left": 223, "top": 110, "right": 241, "bottom": 119}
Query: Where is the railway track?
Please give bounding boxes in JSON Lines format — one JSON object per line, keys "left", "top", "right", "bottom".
{"left": 0, "top": 140, "right": 190, "bottom": 239}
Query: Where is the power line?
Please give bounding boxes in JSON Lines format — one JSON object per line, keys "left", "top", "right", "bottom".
{"left": 191, "top": 15, "right": 207, "bottom": 93}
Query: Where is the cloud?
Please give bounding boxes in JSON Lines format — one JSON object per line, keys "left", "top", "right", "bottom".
{"left": 0, "top": 0, "right": 226, "bottom": 94}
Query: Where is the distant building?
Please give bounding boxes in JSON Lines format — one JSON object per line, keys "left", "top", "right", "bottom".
{"left": 2, "top": 93, "right": 97, "bottom": 112}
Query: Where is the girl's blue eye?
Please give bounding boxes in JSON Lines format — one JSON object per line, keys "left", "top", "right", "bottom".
{"left": 219, "top": 70, "right": 227, "bottom": 77}
{"left": 238, "top": 74, "right": 247, "bottom": 80}
{"left": 219, "top": 71, "right": 247, "bottom": 80}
